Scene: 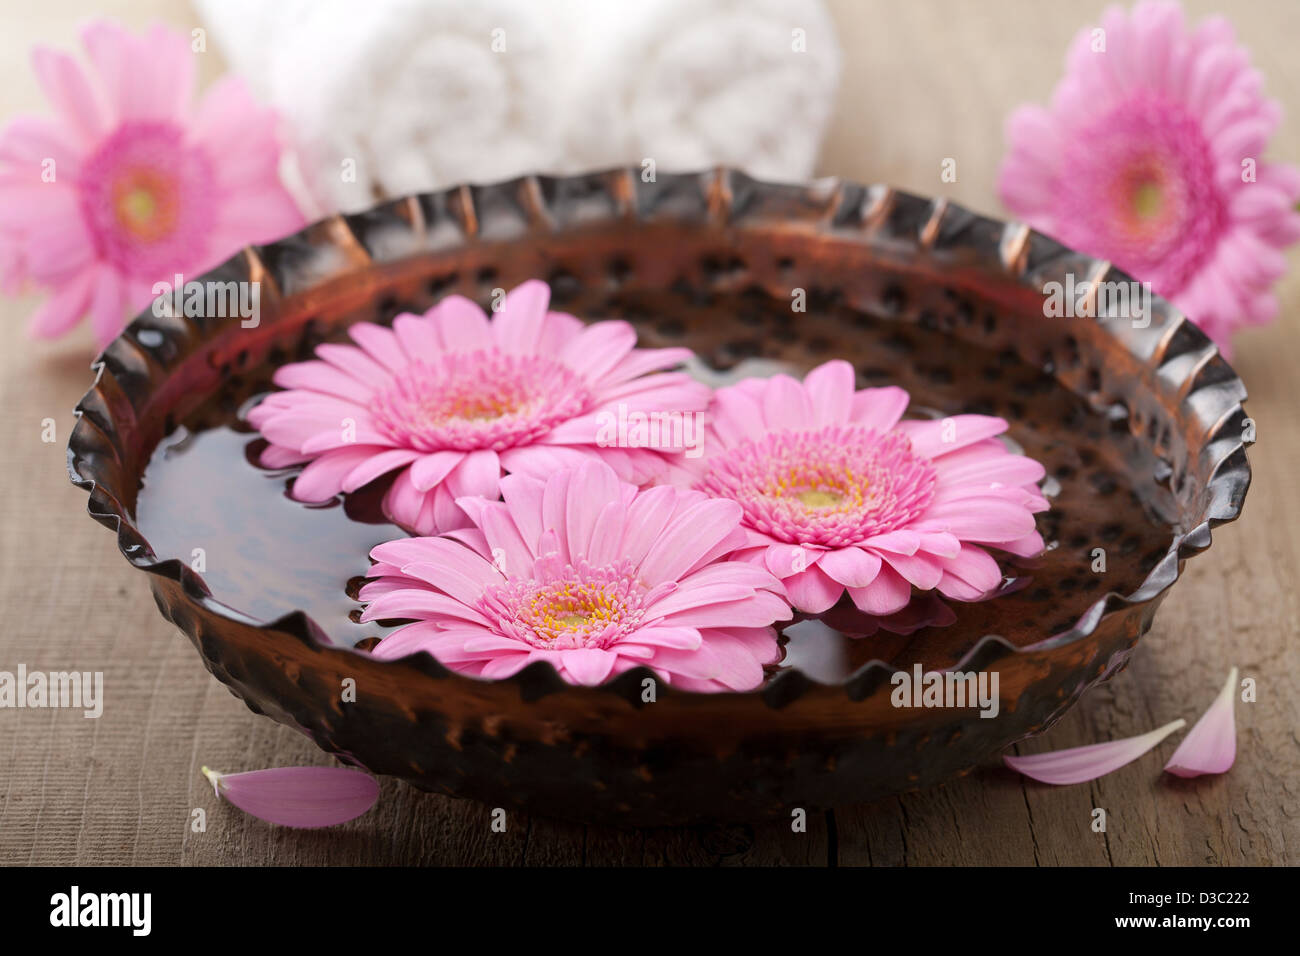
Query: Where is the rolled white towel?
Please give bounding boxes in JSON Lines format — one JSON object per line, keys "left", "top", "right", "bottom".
{"left": 553, "top": 0, "right": 842, "bottom": 182}
{"left": 195, "top": 0, "right": 566, "bottom": 213}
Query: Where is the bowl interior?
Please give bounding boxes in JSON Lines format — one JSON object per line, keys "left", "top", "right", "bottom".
{"left": 120, "top": 176, "right": 1202, "bottom": 683}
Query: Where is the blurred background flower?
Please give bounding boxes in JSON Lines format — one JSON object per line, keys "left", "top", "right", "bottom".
{"left": 0, "top": 20, "right": 303, "bottom": 344}
{"left": 999, "top": 0, "right": 1300, "bottom": 355}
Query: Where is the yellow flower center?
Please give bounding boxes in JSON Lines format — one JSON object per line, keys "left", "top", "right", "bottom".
{"left": 528, "top": 585, "right": 621, "bottom": 638}
{"left": 1132, "top": 181, "right": 1163, "bottom": 219}
{"left": 795, "top": 489, "right": 845, "bottom": 509}
{"left": 419, "top": 393, "right": 520, "bottom": 425}
{"left": 761, "top": 462, "right": 865, "bottom": 515}
{"left": 112, "top": 169, "right": 178, "bottom": 241}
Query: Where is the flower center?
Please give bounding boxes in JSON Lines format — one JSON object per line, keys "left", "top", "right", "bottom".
{"left": 478, "top": 558, "right": 648, "bottom": 650}
{"left": 112, "top": 169, "right": 179, "bottom": 241}
{"left": 78, "top": 121, "right": 216, "bottom": 278}
{"left": 701, "top": 425, "right": 937, "bottom": 547}
{"left": 372, "top": 351, "right": 592, "bottom": 452}
{"left": 1057, "top": 96, "right": 1223, "bottom": 295}
{"left": 1130, "top": 180, "right": 1163, "bottom": 220}
{"left": 797, "top": 489, "right": 844, "bottom": 509}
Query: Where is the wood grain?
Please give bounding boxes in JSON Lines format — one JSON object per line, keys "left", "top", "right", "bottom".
{"left": 1, "top": 0, "right": 1296, "bottom": 866}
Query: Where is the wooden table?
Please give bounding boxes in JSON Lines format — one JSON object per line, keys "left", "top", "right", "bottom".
{"left": 1, "top": 0, "right": 1296, "bottom": 866}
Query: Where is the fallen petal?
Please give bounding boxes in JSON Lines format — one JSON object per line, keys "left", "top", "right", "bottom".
{"left": 202, "top": 765, "right": 379, "bottom": 828}
{"left": 1004, "top": 719, "right": 1186, "bottom": 785}
{"left": 1165, "top": 667, "right": 1239, "bottom": 778}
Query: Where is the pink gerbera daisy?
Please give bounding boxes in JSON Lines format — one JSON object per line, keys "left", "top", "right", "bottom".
{"left": 998, "top": 0, "right": 1300, "bottom": 354}
{"left": 688, "top": 360, "right": 1048, "bottom": 615}
{"left": 359, "top": 460, "right": 790, "bottom": 691}
{"left": 0, "top": 20, "right": 304, "bottom": 344}
{"left": 249, "top": 280, "right": 711, "bottom": 535}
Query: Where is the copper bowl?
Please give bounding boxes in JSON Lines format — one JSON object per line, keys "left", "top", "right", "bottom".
{"left": 68, "top": 168, "right": 1250, "bottom": 825}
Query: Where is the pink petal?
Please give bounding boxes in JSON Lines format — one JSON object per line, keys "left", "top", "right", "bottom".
{"left": 361, "top": 588, "right": 491, "bottom": 626}
{"left": 30, "top": 45, "right": 106, "bottom": 144}
{"left": 656, "top": 591, "right": 791, "bottom": 628}
{"left": 687, "top": 629, "right": 768, "bottom": 690}
{"left": 446, "top": 448, "right": 501, "bottom": 499}
{"left": 0, "top": 172, "right": 79, "bottom": 226}
{"left": 760, "top": 374, "right": 815, "bottom": 431}
{"left": 878, "top": 549, "right": 944, "bottom": 591}
{"left": 492, "top": 279, "right": 551, "bottom": 354}
{"left": 382, "top": 468, "right": 433, "bottom": 533}
{"left": 914, "top": 497, "right": 1037, "bottom": 542}
{"left": 937, "top": 543, "right": 1003, "bottom": 595}
{"left": 781, "top": 565, "right": 844, "bottom": 613}
{"left": 26, "top": 269, "right": 94, "bottom": 339}
{"left": 189, "top": 77, "right": 270, "bottom": 175}
{"left": 409, "top": 450, "right": 465, "bottom": 491}
{"left": 818, "top": 547, "right": 884, "bottom": 587}
{"left": 599, "top": 345, "right": 694, "bottom": 385}
{"left": 645, "top": 580, "right": 770, "bottom": 618}
{"left": 349, "top": 321, "right": 409, "bottom": 372}
{"left": 392, "top": 311, "right": 443, "bottom": 356}
{"left": 1005, "top": 719, "right": 1187, "bottom": 786}
{"left": 623, "top": 626, "right": 703, "bottom": 650}
{"left": 803, "top": 359, "right": 855, "bottom": 425}
{"left": 560, "top": 321, "right": 638, "bottom": 382}
{"left": 637, "top": 498, "right": 744, "bottom": 584}
{"left": 316, "top": 343, "right": 391, "bottom": 390}
{"left": 291, "top": 446, "right": 381, "bottom": 501}
{"left": 900, "top": 415, "right": 1008, "bottom": 458}
{"left": 472, "top": 501, "right": 535, "bottom": 575}
{"left": 620, "top": 484, "right": 680, "bottom": 567}
{"left": 86, "top": 266, "right": 125, "bottom": 345}
{"left": 432, "top": 295, "right": 491, "bottom": 351}
{"left": 340, "top": 448, "right": 421, "bottom": 492}
{"left": 763, "top": 542, "right": 816, "bottom": 578}
{"left": 24, "top": 210, "right": 96, "bottom": 284}
{"left": 0, "top": 115, "right": 83, "bottom": 174}
{"left": 847, "top": 563, "right": 913, "bottom": 616}
{"left": 709, "top": 388, "right": 767, "bottom": 446}
{"left": 562, "top": 460, "right": 620, "bottom": 559}
{"left": 202, "top": 765, "right": 378, "bottom": 828}
{"left": 1164, "top": 668, "right": 1238, "bottom": 778}
{"left": 848, "top": 386, "right": 910, "bottom": 431}
{"left": 272, "top": 362, "right": 374, "bottom": 404}
{"left": 583, "top": 499, "right": 627, "bottom": 568}
{"left": 84, "top": 20, "right": 194, "bottom": 123}
{"left": 559, "top": 648, "right": 617, "bottom": 685}
{"left": 259, "top": 443, "right": 311, "bottom": 468}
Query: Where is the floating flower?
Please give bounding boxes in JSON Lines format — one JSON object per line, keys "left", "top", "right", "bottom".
{"left": 0, "top": 20, "right": 304, "bottom": 344}
{"left": 684, "top": 360, "right": 1047, "bottom": 615}
{"left": 250, "top": 281, "right": 710, "bottom": 535}
{"left": 1165, "top": 667, "right": 1238, "bottom": 777}
{"left": 201, "top": 765, "right": 378, "bottom": 828}
{"left": 1004, "top": 719, "right": 1186, "bottom": 785}
{"left": 998, "top": 0, "right": 1300, "bottom": 355}
{"left": 359, "top": 459, "right": 790, "bottom": 691}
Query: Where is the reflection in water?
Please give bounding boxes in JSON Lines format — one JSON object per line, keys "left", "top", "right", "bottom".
{"left": 137, "top": 426, "right": 400, "bottom": 648}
